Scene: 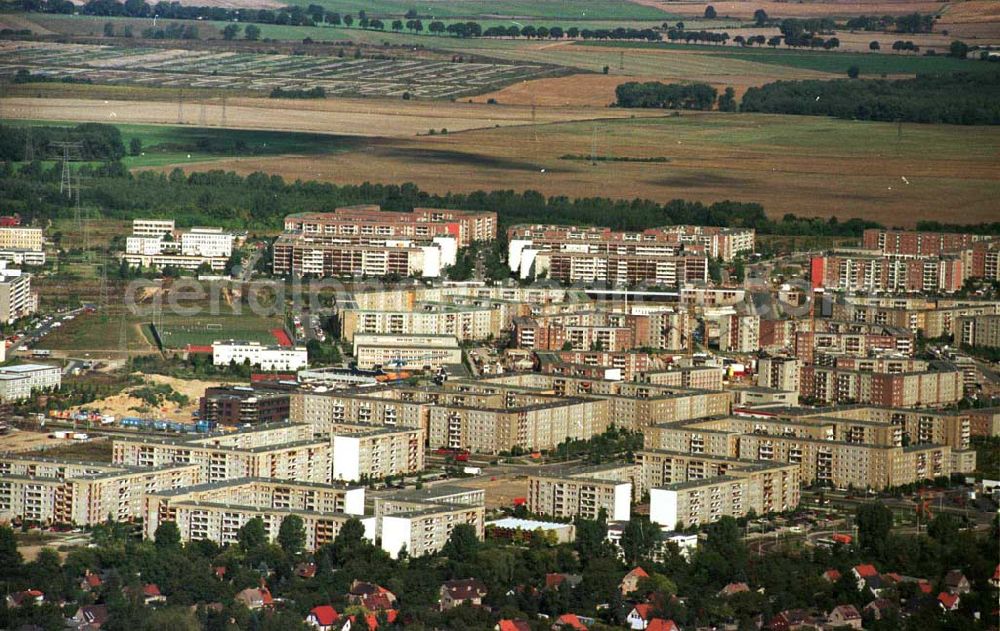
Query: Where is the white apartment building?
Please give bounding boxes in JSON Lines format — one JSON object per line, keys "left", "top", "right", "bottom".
{"left": 331, "top": 424, "right": 425, "bottom": 482}
{"left": 181, "top": 227, "right": 234, "bottom": 258}
{"left": 132, "top": 219, "right": 175, "bottom": 239}
{"left": 374, "top": 486, "right": 486, "bottom": 559}
{"left": 212, "top": 340, "right": 308, "bottom": 371}
{"left": 0, "top": 264, "right": 35, "bottom": 324}
{"left": 0, "top": 227, "right": 43, "bottom": 252}
{"left": 0, "top": 363, "right": 60, "bottom": 401}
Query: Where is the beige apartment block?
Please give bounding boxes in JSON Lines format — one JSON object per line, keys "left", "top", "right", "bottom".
{"left": 527, "top": 463, "right": 637, "bottom": 522}
{"left": 143, "top": 478, "right": 367, "bottom": 550}
{"left": 112, "top": 423, "right": 331, "bottom": 484}
{"left": 330, "top": 422, "right": 425, "bottom": 482}
{"left": 0, "top": 227, "right": 43, "bottom": 251}
{"left": 0, "top": 455, "right": 199, "bottom": 525}
{"left": 373, "top": 486, "right": 485, "bottom": 559}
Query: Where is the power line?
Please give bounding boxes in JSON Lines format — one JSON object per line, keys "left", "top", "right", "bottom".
{"left": 51, "top": 141, "right": 83, "bottom": 199}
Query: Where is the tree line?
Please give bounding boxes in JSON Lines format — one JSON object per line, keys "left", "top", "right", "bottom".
{"left": 0, "top": 160, "right": 897, "bottom": 237}
{"left": 19, "top": 0, "right": 666, "bottom": 41}
{"left": 615, "top": 81, "right": 718, "bottom": 110}
{"left": 0, "top": 123, "right": 125, "bottom": 162}
{"left": 844, "top": 12, "right": 936, "bottom": 34}
{"left": 740, "top": 72, "right": 1000, "bottom": 125}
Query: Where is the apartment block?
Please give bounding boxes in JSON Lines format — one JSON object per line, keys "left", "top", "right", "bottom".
{"left": 800, "top": 364, "right": 963, "bottom": 407}
{"left": 638, "top": 366, "right": 725, "bottom": 391}
{"left": 340, "top": 303, "right": 510, "bottom": 343}
{"left": 112, "top": 423, "right": 331, "bottom": 484}
{"left": 143, "top": 478, "right": 367, "bottom": 550}
{"left": 639, "top": 450, "right": 799, "bottom": 529}
{"left": 795, "top": 327, "right": 914, "bottom": 364}
{"left": 132, "top": 219, "right": 175, "bottom": 238}
{"left": 536, "top": 350, "right": 658, "bottom": 382}
{"left": 756, "top": 356, "right": 800, "bottom": 392}
{"left": 352, "top": 333, "right": 462, "bottom": 370}
{"left": 0, "top": 262, "right": 35, "bottom": 324}
{"left": 0, "top": 363, "right": 60, "bottom": 402}
{"left": 284, "top": 206, "right": 496, "bottom": 248}
{"left": 957, "top": 314, "right": 1000, "bottom": 349}
{"left": 527, "top": 463, "right": 637, "bottom": 521}
{"left": 0, "top": 227, "right": 43, "bottom": 251}
{"left": 512, "top": 308, "right": 694, "bottom": 352}
{"left": 646, "top": 406, "right": 975, "bottom": 490}
{"left": 830, "top": 298, "right": 1000, "bottom": 339}
{"left": 374, "top": 486, "right": 486, "bottom": 559}
{"left": 810, "top": 254, "right": 966, "bottom": 293}
{"left": 535, "top": 251, "right": 709, "bottom": 286}
{"left": 0, "top": 455, "right": 198, "bottom": 525}
{"left": 198, "top": 386, "right": 291, "bottom": 426}
{"left": 863, "top": 229, "right": 988, "bottom": 257}
{"left": 965, "top": 407, "right": 1000, "bottom": 437}
{"left": 180, "top": 227, "right": 234, "bottom": 258}
{"left": 212, "top": 340, "right": 308, "bottom": 371}
{"left": 719, "top": 314, "right": 760, "bottom": 353}
{"left": 331, "top": 423, "right": 424, "bottom": 482}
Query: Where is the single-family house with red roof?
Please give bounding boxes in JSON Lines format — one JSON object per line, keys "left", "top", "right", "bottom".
{"left": 305, "top": 605, "right": 339, "bottom": 630}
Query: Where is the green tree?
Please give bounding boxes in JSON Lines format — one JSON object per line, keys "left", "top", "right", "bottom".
{"left": 704, "top": 5, "right": 717, "bottom": 18}
{"left": 847, "top": 65, "right": 860, "bottom": 78}
{"left": 329, "top": 517, "right": 367, "bottom": 564}
{"left": 238, "top": 517, "right": 267, "bottom": 551}
{"left": 753, "top": 8, "right": 768, "bottom": 26}
{"left": 277, "top": 514, "right": 306, "bottom": 556}
{"left": 856, "top": 502, "right": 893, "bottom": 556}
{"left": 869, "top": 40, "right": 880, "bottom": 50}
{"left": 244, "top": 24, "right": 261, "bottom": 40}
{"left": 103, "top": 22, "right": 115, "bottom": 37}
{"left": 620, "top": 515, "right": 662, "bottom": 566}
{"left": 129, "top": 138, "right": 142, "bottom": 156}
{"left": 949, "top": 40, "right": 969, "bottom": 59}
{"left": 442, "top": 523, "right": 479, "bottom": 563}
{"left": 927, "top": 513, "right": 960, "bottom": 543}
{"left": 222, "top": 23, "right": 241, "bottom": 40}
{"left": 718, "top": 87, "right": 737, "bottom": 112}
{"left": 154, "top": 521, "right": 181, "bottom": 549}
{"left": 0, "top": 525, "right": 23, "bottom": 581}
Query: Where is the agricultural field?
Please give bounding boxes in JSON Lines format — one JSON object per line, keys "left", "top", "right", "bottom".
{"left": 169, "top": 112, "right": 1000, "bottom": 227}
{"left": 270, "top": 0, "right": 673, "bottom": 20}
{"left": 0, "top": 41, "right": 553, "bottom": 99}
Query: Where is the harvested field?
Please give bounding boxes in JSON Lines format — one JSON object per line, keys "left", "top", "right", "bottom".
{"left": 0, "top": 41, "right": 553, "bottom": 99}
{"left": 0, "top": 95, "right": 662, "bottom": 137}
{"left": 165, "top": 112, "right": 1000, "bottom": 227}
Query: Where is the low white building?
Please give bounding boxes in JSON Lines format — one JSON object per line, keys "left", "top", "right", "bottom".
{"left": 0, "top": 249, "right": 45, "bottom": 267}
{"left": 0, "top": 363, "right": 61, "bottom": 401}
{"left": 212, "top": 340, "right": 307, "bottom": 371}
{"left": 181, "top": 227, "right": 234, "bottom": 258}
{"left": 132, "top": 219, "right": 175, "bottom": 239}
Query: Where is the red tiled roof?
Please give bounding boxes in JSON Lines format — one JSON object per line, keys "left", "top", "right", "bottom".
{"left": 362, "top": 592, "right": 395, "bottom": 611}
{"left": 854, "top": 564, "right": 878, "bottom": 578}
{"left": 260, "top": 587, "right": 273, "bottom": 605}
{"left": 823, "top": 569, "right": 841, "bottom": 582}
{"left": 631, "top": 603, "right": 654, "bottom": 620}
{"left": 626, "top": 567, "right": 649, "bottom": 579}
{"left": 993, "top": 564, "right": 1000, "bottom": 580}
{"left": 143, "top": 584, "right": 161, "bottom": 597}
{"left": 309, "top": 605, "right": 339, "bottom": 626}
{"left": 85, "top": 574, "right": 102, "bottom": 588}
{"left": 647, "top": 620, "right": 679, "bottom": 631}
{"left": 938, "top": 592, "right": 960, "bottom": 610}
{"left": 918, "top": 581, "right": 933, "bottom": 594}
{"left": 498, "top": 620, "right": 531, "bottom": 631}
{"left": 555, "top": 613, "right": 587, "bottom": 630}
{"left": 442, "top": 578, "right": 487, "bottom": 600}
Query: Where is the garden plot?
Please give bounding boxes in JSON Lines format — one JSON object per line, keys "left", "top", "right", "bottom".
{"left": 0, "top": 41, "right": 551, "bottom": 98}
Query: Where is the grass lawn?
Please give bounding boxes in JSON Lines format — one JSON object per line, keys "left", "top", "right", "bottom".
{"left": 3, "top": 120, "right": 363, "bottom": 169}
{"left": 153, "top": 312, "right": 286, "bottom": 349}
{"left": 574, "top": 40, "right": 995, "bottom": 76}
{"left": 280, "top": 0, "right": 673, "bottom": 20}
